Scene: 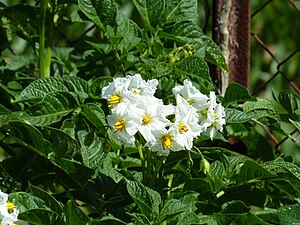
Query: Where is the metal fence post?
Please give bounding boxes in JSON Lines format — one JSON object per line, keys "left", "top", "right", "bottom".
{"left": 212, "top": 0, "right": 251, "bottom": 95}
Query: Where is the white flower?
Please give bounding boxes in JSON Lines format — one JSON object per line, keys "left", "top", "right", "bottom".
{"left": 0, "top": 190, "right": 18, "bottom": 225}
{"left": 136, "top": 96, "right": 173, "bottom": 146}
{"left": 151, "top": 128, "right": 184, "bottom": 156}
{"left": 172, "top": 80, "right": 208, "bottom": 110}
{"left": 126, "top": 74, "right": 158, "bottom": 96}
{"left": 199, "top": 92, "right": 226, "bottom": 139}
{"left": 107, "top": 105, "right": 142, "bottom": 144}
{"left": 170, "top": 95, "right": 203, "bottom": 149}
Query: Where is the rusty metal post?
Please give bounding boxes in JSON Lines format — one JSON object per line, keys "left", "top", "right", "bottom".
{"left": 212, "top": 0, "right": 251, "bottom": 95}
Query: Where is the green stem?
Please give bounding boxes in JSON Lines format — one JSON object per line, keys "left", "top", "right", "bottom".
{"left": 39, "top": 0, "right": 51, "bottom": 78}
{"left": 167, "top": 173, "right": 174, "bottom": 199}
{"left": 137, "top": 143, "right": 145, "bottom": 180}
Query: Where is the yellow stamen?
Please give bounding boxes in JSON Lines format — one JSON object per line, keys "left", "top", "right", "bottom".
{"left": 113, "top": 119, "right": 126, "bottom": 132}
{"left": 162, "top": 134, "right": 173, "bottom": 149}
{"left": 6, "top": 202, "right": 15, "bottom": 211}
{"left": 142, "top": 115, "right": 152, "bottom": 125}
{"left": 108, "top": 94, "right": 121, "bottom": 107}
{"left": 178, "top": 124, "right": 188, "bottom": 134}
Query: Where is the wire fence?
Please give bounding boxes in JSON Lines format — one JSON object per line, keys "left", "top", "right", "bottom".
{"left": 248, "top": 0, "right": 300, "bottom": 155}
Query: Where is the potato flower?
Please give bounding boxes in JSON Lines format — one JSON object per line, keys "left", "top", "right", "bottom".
{"left": 136, "top": 95, "right": 174, "bottom": 146}
{"left": 172, "top": 79, "right": 208, "bottom": 110}
{"left": 107, "top": 105, "right": 142, "bottom": 144}
{"left": 0, "top": 190, "right": 18, "bottom": 225}
{"left": 170, "top": 94, "right": 203, "bottom": 149}
{"left": 199, "top": 92, "right": 226, "bottom": 139}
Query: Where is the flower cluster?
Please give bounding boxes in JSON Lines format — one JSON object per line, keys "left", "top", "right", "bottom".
{"left": 102, "top": 74, "right": 225, "bottom": 156}
{"left": 0, "top": 190, "right": 18, "bottom": 225}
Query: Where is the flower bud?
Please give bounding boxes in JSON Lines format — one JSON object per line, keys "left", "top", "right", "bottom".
{"left": 200, "top": 158, "right": 210, "bottom": 174}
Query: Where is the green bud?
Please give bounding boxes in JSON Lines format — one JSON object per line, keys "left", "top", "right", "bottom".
{"left": 200, "top": 158, "right": 210, "bottom": 174}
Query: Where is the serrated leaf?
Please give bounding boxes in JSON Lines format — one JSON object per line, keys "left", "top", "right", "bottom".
{"left": 29, "top": 183, "right": 64, "bottom": 214}
{"left": 164, "top": 0, "right": 198, "bottom": 23}
{"left": 64, "top": 200, "right": 89, "bottom": 225}
{"left": 8, "top": 120, "right": 52, "bottom": 156}
{"left": 16, "top": 76, "right": 89, "bottom": 102}
{"left": 237, "top": 160, "right": 275, "bottom": 184}
{"left": 77, "top": 130, "right": 105, "bottom": 169}
{"left": 22, "top": 91, "right": 79, "bottom": 126}
{"left": 223, "top": 83, "right": 254, "bottom": 106}
{"left": 78, "top": 0, "right": 117, "bottom": 30}
{"left": 203, "top": 36, "right": 229, "bottom": 72}
{"left": 9, "top": 192, "right": 50, "bottom": 211}
{"left": 126, "top": 179, "right": 161, "bottom": 219}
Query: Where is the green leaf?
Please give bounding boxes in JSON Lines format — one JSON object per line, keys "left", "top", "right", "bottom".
{"left": 158, "top": 199, "right": 187, "bottom": 223}
{"left": 78, "top": 0, "right": 117, "bottom": 30}
{"left": 64, "top": 200, "right": 89, "bottom": 225}
{"left": 254, "top": 203, "right": 300, "bottom": 225}
{"left": 160, "top": 21, "right": 204, "bottom": 44}
{"left": 273, "top": 90, "right": 299, "bottom": 116}
{"left": 21, "top": 91, "right": 79, "bottom": 126}
{"left": 223, "top": 83, "right": 254, "bottom": 106}
{"left": 126, "top": 179, "right": 161, "bottom": 219}
{"left": 164, "top": 0, "right": 198, "bottom": 24}
{"left": 0, "top": 104, "right": 12, "bottom": 127}
{"left": 89, "top": 76, "right": 113, "bottom": 98}
{"left": 8, "top": 120, "right": 52, "bottom": 156}
{"left": 183, "top": 178, "right": 214, "bottom": 201}
{"left": 16, "top": 76, "right": 89, "bottom": 102}
{"left": 81, "top": 103, "right": 107, "bottom": 132}
{"left": 51, "top": 158, "right": 94, "bottom": 187}
{"left": 221, "top": 200, "right": 250, "bottom": 214}
{"left": 9, "top": 192, "right": 50, "bottom": 211}
{"left": 77, "top": 130, "right": 106, "bottom": 169}
{"left": 242, "top": 98, "right": 281, "bottom": 128}
{"left": 131, "top": 0, "right": 153, "bottom": 30}
{"left": 29, "top": 183, "right": 64, "bottom": 214}
{"left": 203, "top": 36, "right": 229, "bottom": 72}
{"left": 87, "top": 215, "right": 127, "bottom": 224}
{"left": 131, "top": 213, "right": 151, "bottom": 225}
{"left": 42, "top": 127, "right": 79, "bottom": 159}
{"left": 114, "top": 13, "right": 141, "bottom": 54}
{"left": 18, "top": 208, "right": 63, "bottom": 225}
{"left": 224, "top": 108, "right": 253, "bottom": 123}
{"left": 175, "top": 56, "right": 211, "bottom": 82}
{"left": 237, "top": 160, "right": 275, "bottom": 184}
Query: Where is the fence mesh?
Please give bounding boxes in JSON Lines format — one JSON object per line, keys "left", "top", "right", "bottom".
{"left": 249, "top": 0, "right": 300, "bottom": 158}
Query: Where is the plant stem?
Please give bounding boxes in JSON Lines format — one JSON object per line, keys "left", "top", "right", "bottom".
{"left": 137, "top": 142, "right": 145, "bottom": 180}
{"left": 39, "top": 0, "right": 51, "bottom": 78}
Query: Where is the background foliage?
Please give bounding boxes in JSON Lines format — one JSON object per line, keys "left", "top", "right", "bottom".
{"left": 0, "top": 0, "right": 300, "bottom": 224}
